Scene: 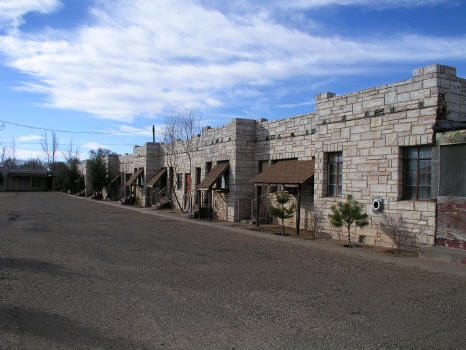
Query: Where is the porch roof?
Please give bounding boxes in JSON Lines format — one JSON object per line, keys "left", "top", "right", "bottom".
{"left": 7, "top": 168, "right": 50, "bottom": 177}
{"left": 196, "top": 162, "right": 229, "bottom": 190}
{"left": 147, "top": 168, "right": 167, "bottom": 188}
{"left": 249, "top": 159, "right": 315, "bottom": 185}
{"left": 126, "top": 168, "right": 144, "bottom": 186}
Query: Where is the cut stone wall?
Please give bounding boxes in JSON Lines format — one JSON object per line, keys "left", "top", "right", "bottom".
{"left": 89, "top": 64, "right": 466, "bottom": 248}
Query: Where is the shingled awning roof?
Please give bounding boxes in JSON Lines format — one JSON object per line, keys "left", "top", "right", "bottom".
{"left": 147, "top": 168, "right": 167, "bottom": 188}
{"left": 249, "top": 160, "right": 315, "bottom": 185}
{"left": 126, "top": 168, "right": 144, "bottom": 186}
{"left": 197, "top": 163, "right": 229, "bottom": 190}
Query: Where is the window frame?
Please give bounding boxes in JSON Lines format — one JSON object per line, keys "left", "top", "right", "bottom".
{"left": 403, "top": 145, "right": 432, "bottom": 200}
{"left": 215, "top": 160, "right": 230, "bottom": 192}
{"left": 327, "top": 152, "right": 343, "bottom": 197}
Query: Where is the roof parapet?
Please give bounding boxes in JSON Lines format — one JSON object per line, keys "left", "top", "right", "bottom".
{"left": 413, "top": 64, "right": 456, "bottom": 77}
{"left": 315, "top": 91, "right": 336, "bottom": 101}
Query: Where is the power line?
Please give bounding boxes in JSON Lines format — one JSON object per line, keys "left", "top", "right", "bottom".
{"left": 0, "top": 119, "right": 151, "bottom": 135}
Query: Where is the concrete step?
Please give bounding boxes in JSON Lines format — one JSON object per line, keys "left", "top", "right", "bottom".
{"left": 419, "top": 246, "right": 466, "bottom": 264}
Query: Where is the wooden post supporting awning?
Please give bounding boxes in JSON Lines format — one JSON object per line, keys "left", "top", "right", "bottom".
{"left": 249, "top": 159, "right": 315, "bottom": 235}
{"left": 147, "top": 168, "right": 167, "bottom": 188}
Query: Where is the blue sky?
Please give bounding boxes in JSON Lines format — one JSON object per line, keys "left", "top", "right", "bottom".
{"left": 1, "top": 0, "right": 465, "bottom": 160}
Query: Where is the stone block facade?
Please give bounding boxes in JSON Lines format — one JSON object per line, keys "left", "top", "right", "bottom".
{"left": 80, "top": 64, "right": 466, "bottom": 249}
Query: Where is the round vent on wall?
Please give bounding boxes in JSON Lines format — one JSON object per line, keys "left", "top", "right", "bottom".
{"left": 372, "top": 198, "right": 384, "bottom": 213}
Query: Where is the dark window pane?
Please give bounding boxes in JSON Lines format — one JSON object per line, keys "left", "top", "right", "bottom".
{"left": 328, "top": 152, "right": 343, "bottom": 196}
{"left": 338, "top": 174, "right": 342, "bottom": 185}
{"left": 419, "top": 146, "right": 432, "bottom": 158}
{"left": 418, "top": 160, "right": 431, "bottom": 173}
{"left": 406, "top": 172, "right": 417, "bottom": 186}
{"left": 406, "top": 147, "right": 418, "bottom": 159}
{"left": 419, "top": 173, "right": 431, "bottom": 186}
{"left": 337, "top": 185, "right": 342, "bottom": 196}
{"left": 418, "top": 186, "right": 431, "bottom": 200}
{"left": 405, "top": 186, "right": 417, "bottom": 199}
{"left": 407, "top": 160, "right": 417, "bottom": 172}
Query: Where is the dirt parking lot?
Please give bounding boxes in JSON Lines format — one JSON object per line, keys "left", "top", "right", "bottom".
{"left": 1, "top": 192, "right": 465, "bottom": 349}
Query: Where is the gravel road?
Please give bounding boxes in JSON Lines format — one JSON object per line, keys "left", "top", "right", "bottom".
{"left": 1, "top": 192, "right": 465, "bottom": 349}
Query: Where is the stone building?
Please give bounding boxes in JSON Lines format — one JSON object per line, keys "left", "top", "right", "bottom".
{"left": 83, "top": 64, "right": 465, "bottom": 249}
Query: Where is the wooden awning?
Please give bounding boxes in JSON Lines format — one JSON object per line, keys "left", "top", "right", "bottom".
{"left": 197, "top": 163, "right": 229, "bottom": 190}
{"left": 147, "top": 168, "right": 167, "bottom": 188}
{"left": 249, "top": 160, "right": 314, "bottom": 185}
{"left": 109, "top": 174, "right": 121, "bottom": 186}
{"left": 126, "top": 168, "right": 144, "bottom": 186}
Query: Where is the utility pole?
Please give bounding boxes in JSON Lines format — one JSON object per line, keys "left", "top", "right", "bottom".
{"left": 152, "top": 125, "right": 155, "bottom": 143}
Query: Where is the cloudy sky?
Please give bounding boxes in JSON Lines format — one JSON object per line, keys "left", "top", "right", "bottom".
{"left": 1, "top": 0, "right": 465, "bottom": 160}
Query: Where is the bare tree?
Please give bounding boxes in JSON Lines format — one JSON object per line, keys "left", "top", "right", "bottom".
{"left": 1, "top": 145, "right": 6, "bottom": 165}
{"left": 161, "top": 111, "right": 200, "bottom": 213}
{"left": 41, "top": 131, "right": 51, "bottom": 168}
{"left": 380, "top": 214, "right": 414, "bottom": 252}
{"left": 9, "top": 139, "right": 17, "bottom": 167}
{"left": 41, "top": 131, "right": 59, "bottom": 172}
{"left": 178, "top": 111, "right": 201, "bottom": 216}
{"left": 310, "top": 207, "right": 324, "bottom": 240}
{"left": 62, "top": 140, "right": 80, "bottom": 163}
{"left": 51, "top": 130, "right": 59, "bottom": 171}
{"left": 162, "top": 114, "right": 184, "bottom": 211}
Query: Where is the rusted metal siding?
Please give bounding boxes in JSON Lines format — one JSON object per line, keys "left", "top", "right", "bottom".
{"left": 436, "top": 197, "right": 466, "bottom": 249}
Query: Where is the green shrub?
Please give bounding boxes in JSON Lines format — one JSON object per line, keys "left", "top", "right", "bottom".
{"left": 268, "top": 191, "right": 295, "bottom": 236}
{"left": 328, "top": 195, "right": 368, "bottom": 247}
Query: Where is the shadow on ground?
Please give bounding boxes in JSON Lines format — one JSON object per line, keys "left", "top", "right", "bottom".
{"left": 0, "top": 305, "right": 150, "bottom": 350}
{"left": 0, "top": 257, "right": 86, "bottom": 279}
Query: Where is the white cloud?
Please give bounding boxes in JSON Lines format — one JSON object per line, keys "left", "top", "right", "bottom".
{"left": 17, "top": 134, "right": 42, "bottom": 142}
{"left": 278, "top": 100, "right": 316, "bottom": 108}
{"left": 0, "top": 0, "right": 61, "bottom": 29}
{"left": 13, "top": 148, "right": 87, "bottom": 161}
{"left": 81, "top": 142, "right": 105, "bottom": 150}
{"left": 14, "top": 148, "right": 45, "bottom": 159}
{"left": 273, "top": 0, "right": 447, "bottom": 9}
{"left": 0, "top": 0, "right": 464, "bottom": 123}
{"left": 200, "top": 0, "right": 448, "bottom": 13}
{"left": 116, "top": 125, "right": 154, "bottom": 137}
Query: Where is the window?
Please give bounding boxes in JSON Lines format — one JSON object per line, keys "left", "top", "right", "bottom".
{"left": 176, "top": 173, "right": 182, "bottom": 190}
{"left": 195, "top": 167, "right": 201, "bottom": 185}
{"left": 219, "top": 172, "right": 229, "bottom": 190}
{"left": 216, "top": 161, "right": 229, "bottom": 191}
{"left": 328, "top": 152, "right": 342, "bottom": 196}
{"left": 138, "top": 170, "right": 144, "bottom": 187}
{"left": 205, "top": 162, "right": 212, "bottom": 175}
{"left": 404, "top": 146, "right": 432, "bottom": 200}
